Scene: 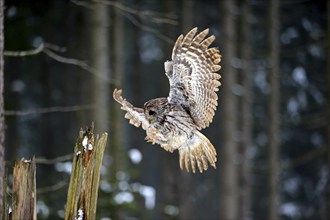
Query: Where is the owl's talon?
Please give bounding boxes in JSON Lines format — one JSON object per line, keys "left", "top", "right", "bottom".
{"left": 145, "top": 136, "right": 155, "bottom": 144}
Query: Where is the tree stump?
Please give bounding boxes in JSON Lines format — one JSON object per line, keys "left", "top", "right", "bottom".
{"left": 12, "top": 157, "right": 37, "bottom": 220}
{"left": 65, "top": 124, "right": 108, "bottom": 220}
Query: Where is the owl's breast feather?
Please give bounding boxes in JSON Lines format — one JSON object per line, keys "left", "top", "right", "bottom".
{"left": 146, "top": 123, "right": 188, "bottom": 152}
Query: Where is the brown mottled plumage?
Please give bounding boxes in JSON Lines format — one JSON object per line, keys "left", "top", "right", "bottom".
{"left": 113, "top": 27, "right": 221, "bottom": 173}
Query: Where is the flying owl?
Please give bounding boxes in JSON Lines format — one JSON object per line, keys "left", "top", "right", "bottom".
{"left": 113, "top": 27, "right": 221, "bottom": 173}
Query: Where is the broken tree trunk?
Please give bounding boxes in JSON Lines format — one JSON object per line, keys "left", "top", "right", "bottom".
{"left": 12, "top": 157, "right": 37, "bottom": 220}
{"left": 64, "top": 124, "right": 108, "bottom": 220}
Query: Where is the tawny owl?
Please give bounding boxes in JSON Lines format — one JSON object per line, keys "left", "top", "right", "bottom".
{"left": 113, "top": 27, "right": 221, "bottom": 173}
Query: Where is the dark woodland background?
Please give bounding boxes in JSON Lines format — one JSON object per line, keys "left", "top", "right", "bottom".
{"left": 2, "top": 0, "right": 329, "bottom": 219}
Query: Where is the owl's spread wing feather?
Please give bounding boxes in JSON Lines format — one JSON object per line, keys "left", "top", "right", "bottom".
{"left": 165, "top": 27, "right": 221, "bottom": 129}
{"left": 113, "top": 89, "right": 149, "bottom": 130}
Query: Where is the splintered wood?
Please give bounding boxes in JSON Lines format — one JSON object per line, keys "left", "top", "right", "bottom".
{"left": 12, "top": 157, "right": 37, "bottom": 220}
{"left": 64, "top": 124, "right": 108, "bottom": 220}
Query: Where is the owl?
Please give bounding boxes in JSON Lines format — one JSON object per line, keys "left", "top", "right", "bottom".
{"left": 113, "top": 27, "right": 221, "bottom": 173}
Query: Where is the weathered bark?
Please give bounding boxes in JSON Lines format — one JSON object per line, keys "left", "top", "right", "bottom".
{"left": 267, "top": 0, "right": 280, "bottom": 219}
{"left": 219, "top": 0, "right": 239, "bottom": 219}
{"left": 12, "top": 157, "right": 37, "bottom": 220}
{"left": 64, "top": 124, "right": 107, "bottom": 220}
{"left": 0, "top": 0, "right": 5, "bottom": 217}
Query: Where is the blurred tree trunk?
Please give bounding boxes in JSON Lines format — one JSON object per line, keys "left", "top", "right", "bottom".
{"left": 159, "top": 1, "right": 178, "bottom": 220}
{"left": 267, "top": 0, "right": 280, "bottom": 219}
{"left": 88, "top": 1, "right": 110, "bottom": 132}
{"left": 182, "top": 0, "right": 194, "bottom": 32}
{"left": 0, "top": 0, "right": 5, "bottom": 216}
{"left": 219, "top": 0, "right": 239, "bottom": 219}
{"left": 327, "top": 0, "right": 330, "bottom": 218}
{"left": 109, "top": 1, "right": 125, "bottom": 182}
{"left": 124, "top": 1, "right": 142, "bottom": 183}
{"left": 123, "top": 3, "right": 144, "bottom": 219}
{"left": 238, "top": 0, "right": 253, "bottom": 219}
{"left": 178, "top": 1, "right": 197, "bottom": 219}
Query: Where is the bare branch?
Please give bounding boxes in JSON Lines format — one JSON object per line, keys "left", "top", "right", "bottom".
{"left": 283, "top": 147, "right": 327, "bottom": 169}
{"left": 6, "top": 153, "right": 74, "bottom": 169}
{"left": 4, "top": 43, "right": 45, "bottom": 56}
{"left": 43, "top": 48, "right": 90, "bottom": 70}
{"left": 71, "top": 0, "right": 177, "bottom": 44}
{"left": 37, "top": 179, "right": 68, "bottom": 194}
{"left": 71, "top": 0, "right": 178, "bottom": 25}
{"left": 4, "top": 43, "right": 120, "bottom": 85}
{"left": 97, "top": 0, "right": 178, "bottom": 25}
{"left": 70, "top": 0, "right": 94, "bottom": 9}
{"left": 122, "top": 11, "right": 174, "bottom": 44}
{"left": 42, "top": 48, "right": 118, "bottom": 84}
{"left": 4, "top": 104, "right": 95, "bottom": 116}
{"left": 252, "top": 147, "right": 327, "bottom": 172}
{"left": 43, "top": 42, "right": 67, "bottom": 52}
{"left": 35, "top": 154, "right": 73, "bottom": 165}
{"left": 4, "top": 43, "right": 90, "bottom": 69}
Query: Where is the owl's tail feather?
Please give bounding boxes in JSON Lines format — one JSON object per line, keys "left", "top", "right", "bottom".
{"left": 178, "top": 131, "right": 217, "bottom": 173}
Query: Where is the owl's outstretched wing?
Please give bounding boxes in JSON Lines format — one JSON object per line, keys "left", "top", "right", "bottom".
{"left": 113, "top": 89, "right": 149, "bottom": 130}
{"left": 165, "top": 27, "right": 221, "bottom": 129}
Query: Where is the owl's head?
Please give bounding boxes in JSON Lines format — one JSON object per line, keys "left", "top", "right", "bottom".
{"left": 144, "top": 98, "right": 168, "bottom": 123}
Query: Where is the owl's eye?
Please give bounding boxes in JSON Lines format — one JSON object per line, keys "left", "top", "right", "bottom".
{"left": 148, "top": 110, "right": 156, "bottom": 116}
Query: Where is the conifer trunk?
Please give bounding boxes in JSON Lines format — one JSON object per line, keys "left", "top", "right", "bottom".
{"left": 0, "top": 0, "right": 5, "bottom": 216}
{"left": 219, "top": 0, "right": 239, "bottom": 219}
{"left": 267, "top": 0, "right": 280, "bottom": 219}
{"left": 238, "top": 0, "right": 253, "bottom": 218}
{"left": 88, "top": 1, "right": 110, "bottom": 132}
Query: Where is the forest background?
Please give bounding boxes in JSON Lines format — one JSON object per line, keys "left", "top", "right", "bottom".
{"left": 0, "top": 0, "right": 328, "bottom": 219}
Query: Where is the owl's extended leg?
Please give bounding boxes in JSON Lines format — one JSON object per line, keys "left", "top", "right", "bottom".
{"left": 145, "top": 136, "right": 156, "bottom": 144}
{"left": 145, "top": 135, "right": 174, "bottom": 153}
{"left": 145, "top": 126, "right": 167, "bottom": 145}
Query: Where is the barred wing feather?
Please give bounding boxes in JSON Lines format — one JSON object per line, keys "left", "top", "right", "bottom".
{"left": 165, "top": 27, "right": 221, "bottom": 129}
